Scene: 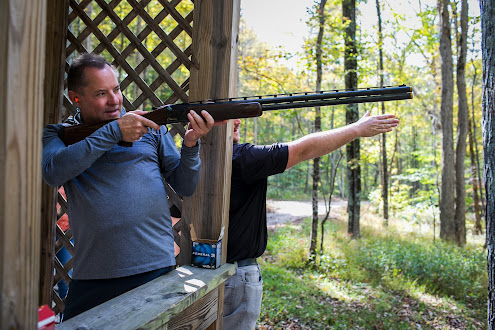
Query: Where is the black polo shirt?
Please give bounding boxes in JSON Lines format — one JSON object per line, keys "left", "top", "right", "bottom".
{"left": 227, "top": 142, "right": 289, "bottom": 263}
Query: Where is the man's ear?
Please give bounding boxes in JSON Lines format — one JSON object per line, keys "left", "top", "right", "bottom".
{"left": 68, "top": 90, "right": 79, "bottom": 105}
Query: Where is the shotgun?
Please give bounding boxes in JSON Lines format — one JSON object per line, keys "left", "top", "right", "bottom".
{"left": 61, "top": 85, "right": 412, "bottom": 146}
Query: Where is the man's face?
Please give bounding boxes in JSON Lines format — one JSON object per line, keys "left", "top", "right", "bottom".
{"left": 73, "top": 66, "right": 123, "bottom": 124}
{"left": 233, "top": 118, "right": 241, "bottom": 143}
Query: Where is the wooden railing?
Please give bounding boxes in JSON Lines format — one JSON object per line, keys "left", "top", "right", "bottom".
{"left": 57, "top": 264, "right": 235, "bottom": 329}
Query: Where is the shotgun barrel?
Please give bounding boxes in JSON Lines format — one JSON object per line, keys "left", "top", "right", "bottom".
{"left": 184, "top": 85, "right": 413, "bottom": 111}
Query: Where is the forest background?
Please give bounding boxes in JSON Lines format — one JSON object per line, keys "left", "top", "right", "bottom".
{"left": 65, "top": 0, "right": 488, "bottom": 327}
{"left": 238, "top": 0, "right": 483, "bottom": 243}
{"left": 237, "top": 0, "right": 487, "bottom": 328}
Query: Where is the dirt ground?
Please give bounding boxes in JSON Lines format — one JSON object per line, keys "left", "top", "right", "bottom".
{"left": 266, "top": 197, "right": 347, "bottom": 229}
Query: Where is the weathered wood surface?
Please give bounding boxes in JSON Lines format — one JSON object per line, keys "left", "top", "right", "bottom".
{"left": 183, "top": 1, "right": 241, "bottom": 328}
{"left": 40, "top": 0, "right": 69, "bottom": 307}
{"left": 56, "top": 264, "right": 235, "bottom": 329}
{"left": 182, "top": 0, "right": 240, "bottom": 267}
{"left": 0, "top": 0, "right": 46, "bottom": 328}
{"left": 168, "top": 288, "right": 219, "bottom": 329}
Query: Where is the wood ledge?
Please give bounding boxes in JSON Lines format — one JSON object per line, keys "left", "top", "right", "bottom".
{"left": 57, "top": 264, "right": 235, "bottom": 329}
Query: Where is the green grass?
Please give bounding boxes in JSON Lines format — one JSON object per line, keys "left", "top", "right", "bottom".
{"left": 257, "top": 219, "right": 487, "bottom": 329}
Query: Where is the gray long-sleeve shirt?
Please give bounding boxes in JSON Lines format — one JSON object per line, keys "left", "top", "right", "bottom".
{"left": 42, "top": 118, "right": 200, "bottom": 280}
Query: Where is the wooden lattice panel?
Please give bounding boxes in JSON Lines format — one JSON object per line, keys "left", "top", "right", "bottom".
{"left": 53, "top": 0, "right": 194, "bottom": 315}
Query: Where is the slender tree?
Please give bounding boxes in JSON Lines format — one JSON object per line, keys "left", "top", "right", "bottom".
{"left": 438, "top": 0, "right": 456, "bottom": 241}
{"left": 343, "top": 0, "right": 360, "bottom": 237}
{"left": 468, "top": 58, "right": 483, "bottom": 235}
{"left": 468, "top": 110, "right": 483, "bottom": 235}
{"left": 375, "top": 0, "right": 389, "bottom": 226}
{"left": 320, "top": 150, "right": 343, "bottom": 253}
{"left": 480, "top": 0, "right": 495, "bottom": 325}
{"left": 310, "top": 0, "right": 328, "bottom": 259}
{"left": 454, "top": 0, "right": 468, "bottom": 246}
{"left": 471, "top": 57, "right": 486, "bottom": 230}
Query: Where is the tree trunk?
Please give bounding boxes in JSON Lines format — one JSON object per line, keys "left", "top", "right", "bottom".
{"left": 411, "top": 128, "right": 420, "bottom": 194}
{"left": 310, "top": 0, "right": 327, "bottom": 259}
{"left": 454, "top": 0, "right": 468, "bottom": 246}
{"left": 321, "top": 151, "right": 343, "bottom": 253}
{"left": 343, "top": 0, "right": 360, "bottom": 238}
{"left": 468, "top": 58, "right": 483, "bottom": 235}
{"left": 480, "top": 0, "right": 495, "bottom": 325}
{"left": 375, "top": 0, "right": 389, "bottom": 226}
{"left": 471, "top": 58, "right": 486, "bottom": 227}
{"left": 438, "top": 0, "right": 456, "bottom": 242}
{"left": 469, "top": 111, "right": 483, "bottom": 235}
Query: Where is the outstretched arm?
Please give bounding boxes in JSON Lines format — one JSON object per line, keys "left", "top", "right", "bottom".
{"left": 285, "top": 111, "right": 399, "bottom": 169}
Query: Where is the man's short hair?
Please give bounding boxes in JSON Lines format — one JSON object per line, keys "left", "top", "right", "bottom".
{"left": 67, "top": 53, "right": 116, "bottom": 92}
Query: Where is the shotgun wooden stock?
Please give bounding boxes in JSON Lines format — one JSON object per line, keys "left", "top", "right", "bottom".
{"left": 61, "top": 102, "right": 263, "bottom": 146}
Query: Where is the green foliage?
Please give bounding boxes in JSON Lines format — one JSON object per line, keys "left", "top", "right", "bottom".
{"left": 369, "top": 165, "right": 441, "bottom": 220}
{"left": 236, "top": 0, "right": 487, "bottom": 209}
{"left": 350, "top": 237, "right": 486, "bottom": 305}
{"left": 260, "top": 218, "right": 487, "bottom": 328}
{"left": 266, "top": 226, "right": 309, "bottom": 268}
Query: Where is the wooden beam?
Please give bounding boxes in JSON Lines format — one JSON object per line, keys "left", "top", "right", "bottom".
{"left": 183, "top": 0, "right": 240, "bottom": 266}
{"left": 183, "top": 1, "right": 241, "bottom": 328}
{"left": 39, "top": 0, "right": 69, "bottom": 307}
{"left": 0, "top": 0, "right": 47, "bottom": 328}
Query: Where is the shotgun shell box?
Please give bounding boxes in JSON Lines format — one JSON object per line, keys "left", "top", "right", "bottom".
{"left": 191, "top": 226, "right": 224, "bottom": 269}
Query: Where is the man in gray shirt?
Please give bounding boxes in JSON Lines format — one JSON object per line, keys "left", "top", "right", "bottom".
{"left": 42, "top": 53, "right": 218, "bottom": 320}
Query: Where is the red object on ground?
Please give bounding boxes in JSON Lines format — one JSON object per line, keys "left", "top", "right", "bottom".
{"left": 38, "top": 305, "right": 55, "bottom": 329}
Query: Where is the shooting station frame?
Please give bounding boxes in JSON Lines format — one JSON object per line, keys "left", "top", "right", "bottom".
{"left": 1, "top": 0, "right": 240, "bottom": 328}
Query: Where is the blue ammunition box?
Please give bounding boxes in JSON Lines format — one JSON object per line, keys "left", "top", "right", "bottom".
{"left": 191, "top": 239, "right": 222, "bottom": 269}
{"left": 190, "top": 226, "right": 224, "bottom": 269}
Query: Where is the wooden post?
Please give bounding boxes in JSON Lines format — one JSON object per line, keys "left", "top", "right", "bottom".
{"left": 183, "top": 0, "right": 241, "bottom": 328}
{"left": 0, "top": 0, "right": 47, "bottom": 328}
{"left": 39, "top": 0, "right": 69, "bottom": 306}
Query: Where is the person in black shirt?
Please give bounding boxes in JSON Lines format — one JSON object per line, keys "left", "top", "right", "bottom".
{"left": 223, "top": 111, "right": 399, "bottom": 329}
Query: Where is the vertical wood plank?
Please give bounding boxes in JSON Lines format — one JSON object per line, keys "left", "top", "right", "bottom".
{"left": 184, "top": 0, "right": 240, "bottom": 260}
{"left": 183, "top": 0, "right": 241, "bottom": 328}
{"left": 39, "top": 0, "right": 69, "bottom": 306}
{"left": 0, "top": 0, "right": 47, "bottom": 328}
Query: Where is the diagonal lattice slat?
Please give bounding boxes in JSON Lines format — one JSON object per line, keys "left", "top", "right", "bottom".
{"left": 70, "top": 0, "right": 162, "bottom": 107}
{"left": 95, "top": 0, "right": 189, "bottom": 106}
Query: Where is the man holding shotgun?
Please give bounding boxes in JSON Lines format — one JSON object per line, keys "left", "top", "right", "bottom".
{"left": 42, "top": 53, "right": 221, "bottom": 321}
{"left": 223, "top": 111, "right": 399, "bottom": 329}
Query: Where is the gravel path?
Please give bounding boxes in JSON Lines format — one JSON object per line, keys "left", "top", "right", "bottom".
{"left": 266, "top": 197, "right": 347, "bottom": 228}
